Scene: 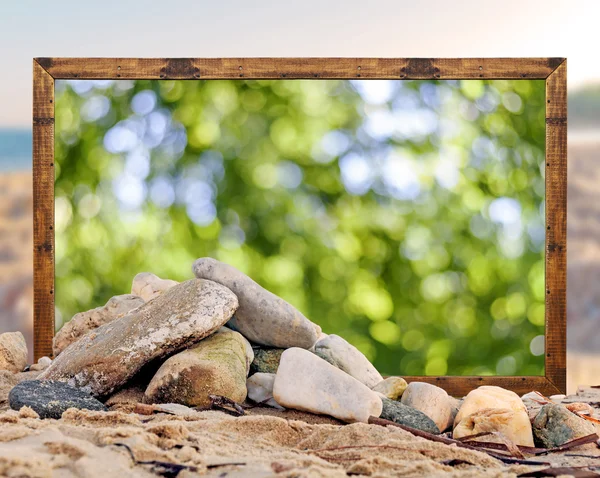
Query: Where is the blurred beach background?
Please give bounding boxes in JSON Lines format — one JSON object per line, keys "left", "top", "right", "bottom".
{"left": 0, "top": 0, "right": 598, "bottom": 391}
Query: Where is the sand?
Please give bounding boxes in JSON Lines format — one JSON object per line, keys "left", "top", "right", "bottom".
{"left": 0, "top": 368, "right": 599, "bottom": 478}
{"left": 0, "top": 406, "right": 516, "bottom": 478}
{"left": 0, "top": 402, "right": 597, "bottom": 478}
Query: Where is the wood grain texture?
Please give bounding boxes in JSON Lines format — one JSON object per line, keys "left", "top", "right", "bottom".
{"left": 36, "top": 57, "right": 564, "bottom": 80}
{"left": 402, "top": 376, "right": 561, "bottom": 398}
{"left": 32, "top": 57, "right": 568, "bottom": 394}
{"left": 33, "top": 59, "right": 55, "bottom": 360}
{"left": 544, "top": 60, "right": 567, "bottom": 393}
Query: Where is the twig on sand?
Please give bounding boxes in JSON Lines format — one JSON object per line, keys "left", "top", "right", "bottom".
{"left": 243, "top": 396, "right": 276, "bottom": 409}
{"left": 367, "top": 416, "right": 551, "bottom": 466}
{"left": 195, "top": 395, "right": 245, "bottom": 416}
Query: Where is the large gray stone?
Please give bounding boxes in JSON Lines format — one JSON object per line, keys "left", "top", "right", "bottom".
{"left": 313, "top": 334, "right": 382, "bottom": 388}
{"left": 193, "top": 258, "right": 321, "bottom": 348}
{"left": 40, "top": 279, "right": 238, "bottom": 397}
{"left": 273, "top": 348, "right": 382, "bottom": 423}
{"left": 53, "top": 294, "right": 145, "bottom": 357}
{"left": 533, "top": 403, "right": 597, "bottom": 448}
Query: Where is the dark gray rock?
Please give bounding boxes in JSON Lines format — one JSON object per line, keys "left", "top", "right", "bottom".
{"left": 380, "top": 398, "right": 440, "bottom": 434}
{"left": 9, "top": 380, "right": 107, "bottom": 419}
{"left": 250, "top": 348, "right": 284, "bottom": 374}
{"left": 532, "top": 403, "right": 597, "bottom": 448}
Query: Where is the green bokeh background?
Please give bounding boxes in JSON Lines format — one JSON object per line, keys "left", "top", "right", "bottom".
{"left": 54, "top": 78, "right": 546, "bottom": 376}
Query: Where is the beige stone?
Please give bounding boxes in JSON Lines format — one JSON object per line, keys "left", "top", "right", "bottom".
{"left": 0, "top": 332, "right": 28, "bottom": 373}
{"left": 53, "top": 294, "right": 144, "bottom": 356}
{"left": 193, "top": 257, "right": 321, "bottom": 348}
{"left": 454, "top": 407, "right": 535, "bottom": 447}
{"left": 372, "top": 377, "right": 408, "bottom": 400}
{"left": 145, "top": 327, "right": 248, "bottom": 407}
{"left": 401, "top": 382, "right": 454, "bottom": 432}
{"left": 41, "top": 279, "right": 238, "bottom": 397}
{"left": 455, "top": 386, "right": 528, "bottom": 427}
{"left": 131, "top": 272, "right": 179, "bottom": 301}
{"left": 273, "top": 348, "right": 382, "bottom": 423}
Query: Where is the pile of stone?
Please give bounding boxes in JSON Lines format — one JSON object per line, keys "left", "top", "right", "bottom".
{"left": 0, "top": 257, "right": 598, "bottom": 450}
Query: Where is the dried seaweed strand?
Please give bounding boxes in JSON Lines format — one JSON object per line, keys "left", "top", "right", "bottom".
{"left": 536, "top": 434, "right": 600, "bottom": 455}
{"left": 309, "top": 444, "right": 426, "bottom": 454}
{"left": 464, "top": 441, "right": 546, "bottom": 454}
{"left": 576, "top": 412, "right": 600, "bottom": 425}
{"left": 113, "top": 442, "right": 198, "bottom": 477}
{"left": 456, "top": 432, "right": 493, "bottom": 442}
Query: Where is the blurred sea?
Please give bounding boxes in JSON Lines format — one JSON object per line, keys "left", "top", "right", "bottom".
{"left": 0, "top": 129, "right": 31, "bottom": 171}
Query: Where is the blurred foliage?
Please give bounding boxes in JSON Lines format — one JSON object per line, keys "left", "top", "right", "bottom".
{"left": 54, "top": 77, "right": 546, "bottom": 376}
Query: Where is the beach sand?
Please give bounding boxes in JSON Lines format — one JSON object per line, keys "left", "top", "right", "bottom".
{"left": 0, "top": 405, "right": 570, "bottom": 478}
{"left": 0, "top": 171, "right": 33, "bottom": 360}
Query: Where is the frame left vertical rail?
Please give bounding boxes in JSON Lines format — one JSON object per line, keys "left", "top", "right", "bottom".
{"left": 32, "top": 59, "right": 55, "bottom": 360}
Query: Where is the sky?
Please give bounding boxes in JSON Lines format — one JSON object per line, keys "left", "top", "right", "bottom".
{"left": 0, "top": 0, "right": 599, "bottom": 127}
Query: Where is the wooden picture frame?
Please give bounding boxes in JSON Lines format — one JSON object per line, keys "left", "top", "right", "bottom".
{"left": 32, "top": 58, "right": 567, "bottom": 395}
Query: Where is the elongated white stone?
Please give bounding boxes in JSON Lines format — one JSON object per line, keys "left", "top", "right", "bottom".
{"left": 273, "top": 348, "right": 382, "bottom": 423}
{"left": 313, "top": 334, "right": 382, "bottom": 388}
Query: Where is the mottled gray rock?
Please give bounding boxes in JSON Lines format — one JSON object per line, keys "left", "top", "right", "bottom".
{"left": 533, "top": 403, "right": 597, "bottom": 448}
{"left": 9, "top": 380, "right": 107, "bottom": 418}
{"left": 131, "top": 272, "right": 179, "bottom": 301}
{"left": 247, "top": 373, "right": 284, "bottom": 409}
{"left": 273, "top": 348, "right": 382, "bottom": 423}
{"left": 313, "top": 334, "right": 382, "bottom": 388}
{"left": 0, "top": 332, "right": 28, "bottom": 373}
{"left": 193, "top": 257, "right": 321, "bottom": 348}
{"left": 250, "top": 348, "right": 284, "bottom": 374}
{"left": 372, "top": 377, "right": 408, "bottom": 400}
{"left": 40, "top": 279, "right": 238, "bottom": 397}
{"left": 401, "top": 382, "right": 454, "bottom": 432}
{"left": 145, "top": 327, "right": 248, "bottom": 407}
{"left": 380, "top": 398, "right": 440, "bottom": 434}
{"left": 53, "top": 294, "right": 145, "bottom": 356}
